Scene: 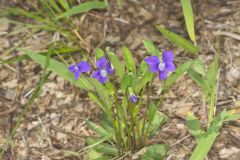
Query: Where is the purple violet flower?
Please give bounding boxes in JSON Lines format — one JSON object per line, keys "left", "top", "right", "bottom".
{"left": 92, "top": 57, "right": 114, "bottom": 83}
{"left": 68, "top": 61, "right": 91, "bottom": 80}
{"left": 144, "top": 50, "right": 176, "bottom": 80}
{"left": 129, "top": 95, "right": 139, "bottom": 103}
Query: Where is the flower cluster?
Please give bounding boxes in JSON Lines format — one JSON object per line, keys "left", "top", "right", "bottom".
{"left": 92, "top": 57, "right": 114, "bottom": 83}
{"left": 68, "top": 56, "right": 113, "bottom": 83}
{"left": 68, "top": 50, "right": 175, "bottom": 103}
{"left": 144, "top": 50, "right": 175, "bottom": 80}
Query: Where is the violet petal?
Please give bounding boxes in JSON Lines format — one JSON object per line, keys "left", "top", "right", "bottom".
{"left": 77, "top": 61, "right": 91, "bottom": 73}
{"left": 158, "top": 70, "right": 167, "bottom": 80}
{"left": 96, "top": 57, "right": 107, "bottom": 69}
{"left": 106, "top": 62, "right": 114, "bottom": 74}
{"left": 165, "top": 61, "right": 176, "bottom": 72}
{"left": 162, "top": 50, "right": 174, "bottom": 62}
{"left": 144, "top": 56, "right": 160, "bottom": 73}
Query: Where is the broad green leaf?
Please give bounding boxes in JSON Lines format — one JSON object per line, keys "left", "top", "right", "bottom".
{"left": 101, "top": 119, "right": 115, "bottom": 133}
{"left": 181, "top": 0, "right": 196, "bottom": 43}
{"left": 58, "top": 0, "right": 70, "bottom": 10}
{"left": 88, "top": 78, "right": 112, "bottom": 108}
{"left": 86, "top": 120, "right": 110, "bottom": 137}
{"left": 87, "top": 149, "right": 103, "bottom": 160}
{"left": 26, "top": 50, "right": 93, "bottom": 90}
{"left": 147, "top": 112, "right": 167, "bottom": 135}
{"left": 105, "top": 82, "right": 115, "bottom": 95}
{"left": 141, "top": 144, "right": 169, "bottom": 160}
{"left": 95, "top": 48, "right": 105, "bottom": 60}
{"left": 88, "top": 92, "right": 110, "bottom": 115}
{"left": 122, "top": 46, "right": 136, "bottom": 74}
{"left": 191, "top": 59, "right": 206, "bottom": 76}
{"left": 84, "top": 135, "right": 114, "bottom": 154}
{"left": 134, "top": 61, "right": 153, "bottom": 94}
{"left": 190, "top": 110, "right": 229, "bottom": 160}
{"left": 186, "top": 112, "right": 204, "bottom": 142}
{"left": 87, "top": 138, "right": 118, "bottom": 156}
{"left": 156, "top": 26, "right": 199, "bottom": 54}
{"left": 143, "top": 40, "right": 159, "bottom": 55}
{"left": 148, "top": 102, "right": 157, "bottom": 124}
{"left": 108, "top": 51, "right": 125, "bottom": 80}
{"left": 120, "top": 74, "right": 133, "bottom": 94}
{"left": 57, "top": 1, "right": 107, "bottom": 19}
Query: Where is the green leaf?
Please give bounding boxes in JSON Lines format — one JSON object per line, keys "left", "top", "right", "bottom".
{"left": 87, "top": 149, "right": 103, "bottom": 160}
{"left": 162, "top": 60, "right": 195, "bottom": 93}
{"left": 141, "top": 144, "right": 169, "bottom": 160}
{"left": 122, "top": 46, "right": 136, "bottom": 74}
{"left": 26, "top": 50, "right": 93, "bottom": 90}
{"left": 0, "top": 55, "right": 29, "bottom": 65}
{"left": 48, "top": 0, "right": 62, "bottom": 13}
{"left": 181, "top": 0, "right": 196, "bottom": 43}
{"left": 88, "top": 78, "right": 112, "bottom": 108}
{"left": 191, "top": 59, "right": 206, "bottom": 76}
{"left": 143, "top": 40, "right": 159, "bottom": 55}
{"left": 88, "top": 92, "right": 109, "bottom": 115}
{"left": 86, "top": 120, "right": 110, "bottom": 137}
{"left": 58, "top": 0, "right": 70, "bottom": 10}
{"left": 95, "top": 48, "right": 105, "bottom": 60}
{"left": 148, "top": 102, "right": 158, "bottom": 124}
{"left": 147, "top": 112, "right": 167, "bottom": 135}
{"left": 224, "top": 113, "right": 240, "bottom": 121}
{"left": 156, "top": 25, "right": 199, "bottom": 54}
{"left": 120, "top": 74, "right": 133, "bottom": 94}
{"left": 206, "top": 52, "right": 219, "bottom": 123}
{"left": 133, "top": 61, "right": 154, "bottom": 94}
{"left": 186, "top": 113, "right": 204, "bottom": 142}
{"left": 206, "top": 53, "right": 219, "bottom": 89}
{"left": 57, "top": 1, "right": 107, "bottom": 19}
{"left": 190, "top": 110, "right": 229, "bottom": 160}
{"left": 87, "top": 138, "right": 118, "bottom": 156}
{"left": 108, "top": 51, "right": 125, "bottom": 80}
{"left": 188, "top": 68, "right": 210, "bottom": 95}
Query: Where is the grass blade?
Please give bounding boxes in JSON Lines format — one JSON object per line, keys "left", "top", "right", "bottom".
{"left": 189, "top": 110, "right": 228, "bottom": 160}
{"left": 26, "top": 50, "right": 93, "bottom": 90}
{"left": 181, "top": 0, "right": 196, "bottom": 43}
{"left": 58, "top": 0, "right": 70, "bottom": 10}
{"left": 57, "top": 0, "right": 107, "bottom": 19}
{"left": 0, "top": 52, "right": 51, "bottom": 158}
{"left": 156, "top": 25, "right": 199, "bottom": 54}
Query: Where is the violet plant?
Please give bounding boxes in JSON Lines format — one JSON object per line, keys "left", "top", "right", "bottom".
{"left": 25, "top": 41, "right": 195, "bottom": 159}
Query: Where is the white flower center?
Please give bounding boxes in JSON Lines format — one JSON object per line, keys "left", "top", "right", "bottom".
{"left": 100, "top": 70, "right": 108, "bottom": 77}
{"left": 74, "top": 66, "right": 79, "bottom": 72}
{"left": 158, "top": 62, "right": 166, "bottom": 71}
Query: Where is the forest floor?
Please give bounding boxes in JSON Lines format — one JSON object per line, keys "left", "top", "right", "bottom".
{"left": 0, "top": 0, "right": 240, "bottom": 159}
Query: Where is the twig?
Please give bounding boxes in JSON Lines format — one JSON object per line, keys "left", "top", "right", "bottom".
{"left": 213, "top": 31, "right": 240, "bottom": 41}
{"left": 170, "top": 135, "right": 191, "bottom": 147}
